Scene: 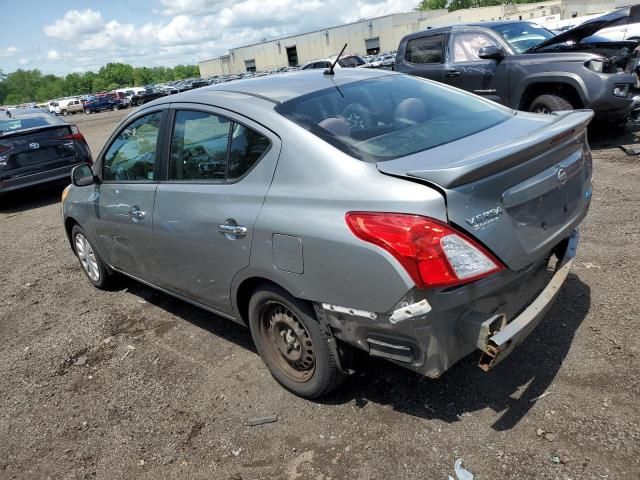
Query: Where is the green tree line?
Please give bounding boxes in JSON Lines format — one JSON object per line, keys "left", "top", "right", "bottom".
{"left": 0, "top": 63, "right": 200, "bottom": 105}
{"left": 418, "top": 0, "right": 543, "bottom": 12}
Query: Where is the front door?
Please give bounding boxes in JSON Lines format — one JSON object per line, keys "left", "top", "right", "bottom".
{"left": 445, "top": 30, "right": 509, "bottom": 105}
{"left": 93, "top": 110, "right": 165, "bottom": 280}
{"left": 151, "top": 106, "right": 280, "bottom": 315}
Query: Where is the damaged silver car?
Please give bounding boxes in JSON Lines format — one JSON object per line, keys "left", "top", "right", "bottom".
{"left": 62, "top": 68, "right": 592, "bottom": 398}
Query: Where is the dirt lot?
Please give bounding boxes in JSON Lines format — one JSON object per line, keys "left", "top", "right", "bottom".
{"left": 0, "top": 109, "right": 638, "bottom": 480}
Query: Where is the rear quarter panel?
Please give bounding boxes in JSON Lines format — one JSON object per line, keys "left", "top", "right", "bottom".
{"left": 234, "top": 124, "right": 448, "bottom": 314}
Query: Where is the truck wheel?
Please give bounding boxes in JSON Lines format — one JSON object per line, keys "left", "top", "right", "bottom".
{"left": 248, "top": 284, "right": 345, "bottom": 398}
{"left": 62, "top": 110, "right": 68, "bottom": 116}
{"left": 112, "top": 105, "right": 119, "bottom": 111}
{"left": 529, "top": 94, "right": 573, "bottom": 114}
{"left": 84, "top": 108, "right": 91, "bottom": 114}
{"left": 71, "top": 225, "right": 117, "bottom": 290}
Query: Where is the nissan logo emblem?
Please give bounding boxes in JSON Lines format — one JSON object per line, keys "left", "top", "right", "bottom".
{"left": 557, "top": 168, "right": 568, "bottom": 185}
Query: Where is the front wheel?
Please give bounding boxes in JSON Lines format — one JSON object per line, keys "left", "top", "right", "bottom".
{"left": 72, "top": 225, "right": 116, "bottom": 290}
{"left": 529, "top": 94, "right": 573, "bottom": 114}
{"left": 84, "top": 108, "right": 91, "bottom": 114}
{"left": 248, "top": 285, "right": 345, "bottom": 398}
{"left": 62, "top": 110, "right": 68, "bottom": 116}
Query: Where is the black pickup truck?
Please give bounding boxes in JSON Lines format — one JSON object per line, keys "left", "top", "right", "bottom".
{"left": 395, "top": 7, "right": 640, "bottom": 123}
{"left": 130, "top": 89, "right": 168, "bottom": 107}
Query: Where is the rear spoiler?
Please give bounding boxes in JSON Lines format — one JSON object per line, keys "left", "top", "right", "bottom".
{"left": 378, "top": 110, "right": 593, "bottom": 189}
{"left": 0, "top": 123, "right": 71, "bottom": 139}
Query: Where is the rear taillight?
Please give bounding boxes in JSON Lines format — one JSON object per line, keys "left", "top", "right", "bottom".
{"left": 60, "top": 125, "right": 86, "bottom": 143}
{"left": 345, "top": 212, "right": 504, "bottom": 288}
{"left": 59, "top": 125, "right": 92, "bottom": 164}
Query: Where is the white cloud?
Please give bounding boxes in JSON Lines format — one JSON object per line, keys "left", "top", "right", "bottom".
{"left": 33, "top": 1, "right": 417, "bottom": 74}
{"left": 0, "top": 46, "right": 18, "bottom": 58}
{"left": 18, "top": 58, "right": 29, "bottom": 66}
{"left": 43, "top": 9, "right": 104, "bottom": 40}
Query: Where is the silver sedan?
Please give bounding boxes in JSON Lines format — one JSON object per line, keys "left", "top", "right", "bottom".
{"left": 62, "top": 68, "right": 592, "bottom": 398}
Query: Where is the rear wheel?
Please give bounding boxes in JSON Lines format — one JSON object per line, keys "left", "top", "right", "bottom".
{"left": 248, "top": 285, "right": 345, "bottom": 398}
{"left": 71, "top": 225, "right": 116, "bottom": 290}
{"left": 529, "top": 94, "right": 573, "bottom": 114}
{"left": 112, "top": 105, "right": 119, "bottom": 111}
{"left": 84, "top": 108, "right": 91, "bottom": 114}
{"left": 62, "top": 110, "right": 68, "bottom": 116}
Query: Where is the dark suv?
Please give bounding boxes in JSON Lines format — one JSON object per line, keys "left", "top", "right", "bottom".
{"left": 395, "top": 7, "right": 639, "bottom": 122}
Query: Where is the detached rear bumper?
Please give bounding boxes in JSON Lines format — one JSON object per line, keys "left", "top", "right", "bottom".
{"left": 318, "top": 231, "right": 580, "bottom": 378}
{"left": 477, "top": 230, "right": 578, "bottom": 370}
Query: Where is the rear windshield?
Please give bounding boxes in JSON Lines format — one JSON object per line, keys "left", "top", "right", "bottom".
{"left": 489, "top": 22, "right": 555, "bottom": 53}
{"left": 275, "top": 75, "right": 511, "bottom": 162}
{"left": 0, "top": 114, "right": 63, "bottom": 134}
{"left": 338, "top": 56, "right": 365, "bottom": 67}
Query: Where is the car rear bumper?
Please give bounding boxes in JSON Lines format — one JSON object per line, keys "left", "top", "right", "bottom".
{"left": 317, "top": 230, "right": 579, "bottom": 378}
{"left": 0, "top": 164, "right": 75, "bottom": 193}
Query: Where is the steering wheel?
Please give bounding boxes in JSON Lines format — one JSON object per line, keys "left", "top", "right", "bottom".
{"left": 114, "top": 165, "right": 133, "bottom": 181}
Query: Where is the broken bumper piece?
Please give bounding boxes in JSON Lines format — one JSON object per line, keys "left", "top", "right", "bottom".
{"left": 478, "top": 230, "right": 579, "bottom": 371}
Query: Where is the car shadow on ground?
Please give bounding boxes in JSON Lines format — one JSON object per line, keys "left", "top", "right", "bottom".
{"left": 122, "top": 273, "right": 589, "bottom": 432}
{"left": 589, "top": 121, "right": 640, "bottom": 151}
{"left": 0, "top": 181, "right": 67, "bottom": 214}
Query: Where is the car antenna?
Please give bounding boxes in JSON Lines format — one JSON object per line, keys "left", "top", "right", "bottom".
{"left": 324, "top": 43, "right": 347, "bottom": 76}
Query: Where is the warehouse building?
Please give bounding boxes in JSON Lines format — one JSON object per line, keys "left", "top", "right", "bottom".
{"left": 198, "top": 0, "right": 620, "bottom": 76}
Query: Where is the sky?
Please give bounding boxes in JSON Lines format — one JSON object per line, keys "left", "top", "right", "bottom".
{"left": 0, "top": 0, "right": 420, "bottom": 76}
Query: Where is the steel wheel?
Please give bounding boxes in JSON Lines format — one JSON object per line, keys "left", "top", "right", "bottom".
{"left": 75, "top": 233, "right": 100, "bottom": 282}
{"left": 258, "top": 301, "right": 315, "bottom": 382}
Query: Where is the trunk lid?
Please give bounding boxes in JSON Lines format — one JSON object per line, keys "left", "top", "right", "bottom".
{"left": 376, "top": 110, "right": 593, "bottom": 271}
{"left": 0, "top": 125, "right": 76, "bottom": 172}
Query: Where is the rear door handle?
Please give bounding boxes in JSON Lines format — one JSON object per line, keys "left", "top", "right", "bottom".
{"left": 445, "top": 69, "right": 461, "bottom": 77}
{"left": 218, "top": 224, "right": 247, "bottom": 237}
{"left": 128, "top": 206, "right": 146, "bottom": 220}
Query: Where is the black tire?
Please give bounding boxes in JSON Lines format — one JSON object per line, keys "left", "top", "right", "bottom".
{"left": 112, "top": 105, "right": 119, "bottom": 111}
{"left": 529, "top": 94, "right": 573, "bottom": 114}
{"left": 62, "top": 110, "right": 68, "bottom": 116}
{"left": 248, "top": 285, "right": 345, "bottom": 398}
{"left": 71, "top": 225, "right": 116, "bottom": 290}
{"left": 84, "top": 108, "right": 91, "bottom": 114}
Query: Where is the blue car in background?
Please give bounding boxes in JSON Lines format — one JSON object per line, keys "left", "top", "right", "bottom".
{"left": 82, "top": 95, "right": 123, "bottom": 114}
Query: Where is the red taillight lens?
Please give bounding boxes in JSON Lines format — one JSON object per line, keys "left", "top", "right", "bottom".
{"left": 59, "top": 125, "right": 92, "bottom": 164}
{"left": 345, "top": 212, "right": 504, "bottom": 288}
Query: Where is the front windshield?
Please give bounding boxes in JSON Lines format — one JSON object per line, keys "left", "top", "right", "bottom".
{"left": 490, "top": 22, "right": 556, "bottom": 53}
{"left": 275, "top": 75, "right": 511, "bottom": 162}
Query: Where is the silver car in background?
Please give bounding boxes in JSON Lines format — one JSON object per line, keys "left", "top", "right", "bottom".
{"left": 62, "top": 69, "right": 592, "bottom": 398}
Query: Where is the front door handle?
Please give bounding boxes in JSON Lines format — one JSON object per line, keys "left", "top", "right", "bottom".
{"left": 218, "top": 223, "right": 247, "bottom": 238}
{"left": 445, "top": 69, "right": 461, "bottom": 77}
{"left": 128, "top": 206, "right": 146, "bottom": 220}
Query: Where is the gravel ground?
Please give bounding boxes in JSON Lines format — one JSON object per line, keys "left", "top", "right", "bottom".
{"left": 0, "top": 109, "right": 638, "bottom": 480}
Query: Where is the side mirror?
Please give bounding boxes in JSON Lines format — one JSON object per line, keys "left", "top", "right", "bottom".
{"left": 71, "top": 163, "right": 96, "bottom": 187}
{"left": 478, "top": 45, "right": 504, "bottom": 60}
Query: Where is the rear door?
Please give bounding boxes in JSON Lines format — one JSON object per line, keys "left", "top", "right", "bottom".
{"left": 397, "top": 32, "right": 447, "bottom": 82}
{"left": 93, "top": 108, "right": 166, "bottom": 279}
{"left": 0, "top": 123, "right": 78, "bottom": 179}
{"left": 445, "top": 29, "right": 510, "bottom": 105}
{"left": 151, "top": 104, "right": 280, "bottom": 315}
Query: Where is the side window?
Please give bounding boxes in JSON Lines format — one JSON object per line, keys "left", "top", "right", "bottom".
{"left": 405, "top": 34, "right": 444, "bottom": 64}
{"left": 228, "top": 122, "right": 270, "bottom": 180}
{"left": 170, "top": 110, "right": 230, "bottom": 180}
{"left": 103, "top": 111, "right": 162, "bottom": 182}
{"left": 452, "top": 32, "right": 497, "bottom": 62}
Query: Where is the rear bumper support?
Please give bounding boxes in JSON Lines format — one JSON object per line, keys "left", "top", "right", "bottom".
{"left": 477, "top": 229, "right": 579, "bottom": 371}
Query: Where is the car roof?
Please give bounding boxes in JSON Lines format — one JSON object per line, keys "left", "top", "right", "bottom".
{"left": 405, "top": 20, "right": 533, "bottom": 37}
{"left": 168, "top": 68, "right": 396, "bottom": 104}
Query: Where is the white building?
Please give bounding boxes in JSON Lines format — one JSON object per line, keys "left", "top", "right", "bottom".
{"left": 199, "top": 0, "right": 619, "bottom": 77}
